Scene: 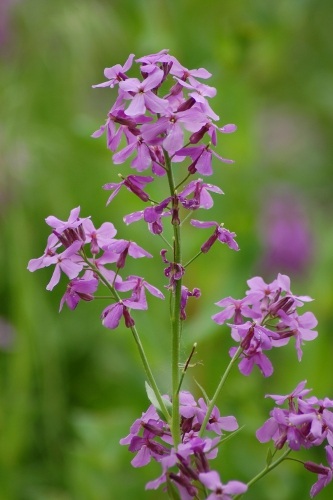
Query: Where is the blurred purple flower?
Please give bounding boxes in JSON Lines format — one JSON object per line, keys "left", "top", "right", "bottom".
{"left": 258, "top": 189, "right": 313, "bottom": 277}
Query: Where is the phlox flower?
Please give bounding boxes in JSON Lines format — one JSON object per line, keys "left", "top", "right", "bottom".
{"left": 190, "top": 219, "right": 238, "bottom": 252}
{"left": 180, "top": 286, "right": 201, "bottom": 320}
{"left": 82, "top": 219, "right": 117, "bottom": 254}
{"left": 256, "top": 406, "right": 308, "bottom": 450}
{"left": 103, "top": 174, "right": 154, "bottom": 205}
{"left": 101, "top": 300, "right": 137, "bottom": 329}
{"left": 212, "top": 295, "right": 260, "bottom": 326}
{"left": 174, "top": 77, "right": 219, "bottom": 120}
{"left": 273, "top": 310, "right": 318, "bottom": 361}
{"left": 119, "top": 70, "right": 168, "bottom": 117}
{"left": 128, "top": 420, "right": 170, "bottom": 467}
{"left": 267, "top": 380, "right": 312, "bottom": 408}
{"left": 179, "top": 179, "right": 223, "bottom": 210}
{"left": 230, "top": 345, "right": 274, "bottom": 377}
{"left": 115, "top": 275, "right": 164, "bottom": 309}
{"left": 257, "top": 382, "right": 333, "bottom": 451}
{"left": 141, "top": 108, "right": 206, "bottom": 155}
{"left": 111, "top": 134, "right": 153, "bottom": 172}
{"left": 59, "top": 274, "right": 98, "bottom": 311}
{"left": 91, "top": 104, "right": 146, "bottom": 152}
{"left": 123, "top": 203, "right": 171, "bottom": 235}
{"left": 197, "top": 398, "right": 238, "bottom": 435}
{"left": 198, "top": 471, "right": 248, "bottom": 500}
{"left": 174, "top": 144, "right": 233, "bottom": 176}
{"left": 90, "top": 250, "right": 120, "bottom": 283}
{"left": 45, "top": 206, "right": 86, "bottom": 234}
{"left": 169, "top": 55, "right": 212, "bottom": 81}
{"left": 136, "top": 49, "right": 172, "bottom": 68}
{"left": 306, "top": 445, "right": 333, "bottom": 497}
{"left": 189, "top": 122, "right": 237, "bottom": 146}
{"left": 160, "top": 249, "right": 185, "bottom": 287}
{"left": 92, "top": 53, "right": 135, "bottom": 88}
{"left": 43, "top": 241, "right": 84, "bottom": 291}
{"left": 107, "top": 239, "right": 152, "bottom": 268}
{"left": 27, "top": 234, "right": 60, "bottom": 272}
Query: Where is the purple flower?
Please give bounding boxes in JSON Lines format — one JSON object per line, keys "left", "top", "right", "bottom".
{"left": 45, "top": 206, "right": 86, "bottom": 234}
{"left": 306, "top": 445, "right": 333, "bottom": 497}
{"left": 190, "top": 220, "right": 239, "bottom": 252}
{"left": 103, "top": 174, "right": 154, "bottom": 205}
{"left": 197, "top": 399, "right": 238, "bottom": 435}
{"left": 41, "top": 241, "right": 84, "bottom": 291}
{"left": 141, "top": 108, "right": 206, "bottom": 155}
{"left": 119, "top": 71, "right": 168, "bottom": 116}
{"left": 180, "top": 286, "right": 201, "bottom": 320}
{"left": 59, "top": 274, "right": 98, "bottom": 311}
{"left": 179, "top": 179, "right": 223, "bottom": 210}
{"left": 169, "top": 56, "right": 212, "bottom": 81}
{"left": 268, "top": 380, "right": 312, "bottom": 408}
{"left": 101, "top": 300, "right": 137, "bottom": 329}
{"left": 198, "top": 471, "right": 248, "bottom": 500}
{"left": 27, "top": 234, "right": 60, "bottom": 272}
{"left": 136, "top": 49, "right": 172, "bottom": 67}
{"left": 257, "top": 382, "right": 333, "bottom": 450}
{"left": 92, "top": 53, "right": 135, "bottom": 88}
{"left": 272, "top": 310, "right": 318, "bottom": 361}
{"left": 124, "top": 196, "right": 172, "bottom": 234}
{"left": 91, "top": 106, "right": 142, "bottom": 152}
{"left": 120, "top": 404, "right": 161, "bottom": 446}
{"left": 160, "top": 249, "right": 185, "bottom": 287}
{"left": 128, "top": 420, "right": 170, "bottom": 467}
{"left": 115, "top": 275, "right": 165, "bottom": 309}
{"left": 212, "top": 295, "right": 260, "bottom": 326}
{"left": 174, "top": 77, "right": 219, "bottom": 120}
{"left": 257, "top": 190, "right": 314, "bottom": 277}
{"left": 174, "top": 144, "right": 233, "bottom": 176}
{"left": 82, "top": 219, "right": 117, "bottom": 254}
{"left": 107, "top": 239, "right": 152, "bottom": 268}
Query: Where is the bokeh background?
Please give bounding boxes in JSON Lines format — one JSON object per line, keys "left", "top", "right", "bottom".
{"left": 1, "top": 0, "right": 333, "bottom": 499}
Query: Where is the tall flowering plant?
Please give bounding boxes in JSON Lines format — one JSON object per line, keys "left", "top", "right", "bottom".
{"left": 28, "top": 50, "right": 332, "bottom": 499}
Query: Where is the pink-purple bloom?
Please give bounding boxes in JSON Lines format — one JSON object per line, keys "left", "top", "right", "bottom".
{"left": 198, "top": 471, "right": 248, "bottom": 500}
{"left": 305, "top": 445, "right": 333, "bottom": 497}
{"left": 190, "top": 219, "right": 239, "bottom": 252}
{"left": 256, "top": 381, "right": 333, "bottom": 452}
{"left": 121, "top": 390, "right": 240, "bottom": 497}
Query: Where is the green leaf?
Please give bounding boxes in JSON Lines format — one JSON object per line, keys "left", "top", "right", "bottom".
{"left": 145, "top": 381, "right": 172, "bottom": 421}
{"left": 266, "top": 447, "right": 273, "bottom": 467}
{"left": 166, "top": 476, "right": 181, "bottom": 500}
{"left": 194, "top": 378, "right": 210, "bottom": 404}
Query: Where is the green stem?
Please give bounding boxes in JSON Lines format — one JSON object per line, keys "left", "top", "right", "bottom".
{"left": 177, "top": 343, "right": 197, "bottom": 394}
{"left": 183, "top": 249, "right": 203, "bottom": 269}
{"left": 130, "top": 324, "right": 171, "bottom": 423}
{"left": 198, "top": 346, "right": 242, "bottom": 437}
{"left": 233, "top": 448, "right": 292, "bottom": 499}
{"left": 80, "top": 251, "right": 171, "bottom": 423}
{"left": 164, "top": 149, "right": 182, "bottom": 447}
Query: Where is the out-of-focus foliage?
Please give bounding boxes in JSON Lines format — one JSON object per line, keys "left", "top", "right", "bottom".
{"left": 1, "top": 0, "right": 333, "bottom": 498}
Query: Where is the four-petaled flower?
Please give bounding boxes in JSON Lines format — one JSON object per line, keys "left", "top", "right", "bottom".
{"left": 190, "top": 219, "right": 239, "bottom": 252}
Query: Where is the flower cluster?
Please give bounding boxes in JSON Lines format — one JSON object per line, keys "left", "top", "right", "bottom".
{"left": 120, "top": 391, "right": 247, "bottom": 499}
{"left": 257, "top": 380, "right": 333, "bottom": 451}
{"left": 212, "top": 274, "right": 318, "bottom": 376}
{"left": 28, "top": 49, "right": 239, "bottom": 324}
{"left": 28, "top": 50, "right": 332, "bottom": 499}
{"left": 27, "top": 206, "right": 164, "bottom": 329}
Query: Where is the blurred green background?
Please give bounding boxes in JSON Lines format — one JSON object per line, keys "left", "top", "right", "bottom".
{"left": 1, "top": 0, "right": 333, "bottom": 499}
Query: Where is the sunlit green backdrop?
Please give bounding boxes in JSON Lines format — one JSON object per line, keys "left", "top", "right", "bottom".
{"left": 1, "top": 1, "right": 333, "bottom": 499}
